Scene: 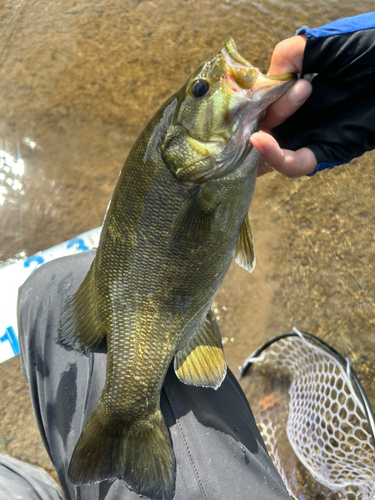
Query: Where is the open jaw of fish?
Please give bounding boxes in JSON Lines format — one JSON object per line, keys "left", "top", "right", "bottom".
{"left": 58, "top": 38, "right": 295, "bottom": 500}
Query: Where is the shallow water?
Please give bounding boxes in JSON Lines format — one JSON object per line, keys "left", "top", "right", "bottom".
{"left": 1, "top": 0, "right": 375, "bottom": 411}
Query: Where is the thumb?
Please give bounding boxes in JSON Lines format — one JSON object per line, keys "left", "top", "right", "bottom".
{"left": 261, "top": 79, "right": 312, "bottom": 131}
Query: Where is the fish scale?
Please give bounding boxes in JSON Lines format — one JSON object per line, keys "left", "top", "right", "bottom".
{"left": 58, "top": 37, "right": 295, "bottom": 500}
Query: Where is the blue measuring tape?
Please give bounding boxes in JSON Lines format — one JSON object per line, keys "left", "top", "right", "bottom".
{"left": 0, "top": 326, "right": 19, "bottom": 355}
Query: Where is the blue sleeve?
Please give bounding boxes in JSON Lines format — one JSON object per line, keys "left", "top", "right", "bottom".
{"left": 296, "top": 12, "right": 375, "bottom": 38}
{"left": 310, "top": 153, "right": 365, "bottom": 176}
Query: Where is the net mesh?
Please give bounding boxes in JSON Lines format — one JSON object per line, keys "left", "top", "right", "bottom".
{"left": 240, "top": 334, "right": 375, "bottom": 500}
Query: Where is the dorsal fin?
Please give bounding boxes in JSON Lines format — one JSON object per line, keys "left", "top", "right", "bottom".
{"left": 174, "top": 311, "right": 227, "bottom": 389}
{"left": 233, "top": 215, "right": 256, "bottom": 273}
{"left": 58, "top": 260, "right": 106, "bottom": 352}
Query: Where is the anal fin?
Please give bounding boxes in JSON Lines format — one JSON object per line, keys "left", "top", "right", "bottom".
{"left": 174, "top": 311, "right": 227, "bottom": 389}
{"left": 233, "top": 214, "right": 256, "bottom": 273}
{"left": 58, "top": 260, "right": 106, "bottom": 352}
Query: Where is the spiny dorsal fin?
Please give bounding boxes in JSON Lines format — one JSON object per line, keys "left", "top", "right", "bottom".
{"left": 174, "top": 311, "right": 227, "bottom": 389}
{"left": 58, "top": 260, "right": 106, "bottom": 352}
{"left": 233, "top": 215, "right": 256, "bottom": 273}
{"left": 172, "top": 189, "right": 217, "bottom": 246}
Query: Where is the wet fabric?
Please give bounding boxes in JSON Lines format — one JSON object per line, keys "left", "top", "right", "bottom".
{"left": 16, "top": 250, "right": 290, "bottom": 500}
{"left": 272, "top": 13, "right": 375, "bottom": 174}
{"left": 0, "top": 453, "right": 63, "bottom": 500}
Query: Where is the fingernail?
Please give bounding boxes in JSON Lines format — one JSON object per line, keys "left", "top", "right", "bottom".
{"left": 251, "top": 136, "right": 265, "bottom": 155}
{"left": 289, "top": 80, "right": 311, "bottom": 105}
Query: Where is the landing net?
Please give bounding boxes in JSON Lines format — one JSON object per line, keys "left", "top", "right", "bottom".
{"left": 239, "top": 330, "right": 375, "bottom": 499}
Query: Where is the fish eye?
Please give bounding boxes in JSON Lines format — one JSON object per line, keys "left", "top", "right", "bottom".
{"left": 191, "top": 79, "right": 210, "bottom": 98}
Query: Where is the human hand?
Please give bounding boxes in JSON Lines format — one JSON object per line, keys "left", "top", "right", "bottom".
{"left": 252, "top": 35, "right": 317, "bottom": 178}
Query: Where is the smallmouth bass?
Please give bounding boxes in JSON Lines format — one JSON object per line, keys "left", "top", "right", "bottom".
{"left": 59, "top": 38, "right": 295, "bottom": 500}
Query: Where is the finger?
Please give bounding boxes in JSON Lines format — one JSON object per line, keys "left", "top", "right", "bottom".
{"left": 256, "top": 159, "right": 274, "bottom": 177}
{"left": 268, "top": 35, "right": 307, "bottom": 75}
{"left": 261, "top": 78, "right": 312, "bottom": 130}
{"left": 252, "top": 131, "right": 317, "bottom": 178}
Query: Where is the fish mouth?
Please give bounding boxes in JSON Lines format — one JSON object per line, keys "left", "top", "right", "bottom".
{"left": 221, "top": 37, "right": 296, "bottom": 109}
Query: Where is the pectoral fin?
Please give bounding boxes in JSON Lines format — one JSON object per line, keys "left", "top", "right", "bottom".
{"left": 174, "top": 311, "right": 227, "bottom": 389}
{"left": 233, "top": 215, "right": 256, "bottom": 273}
{"left": 172, "top": 188, "right": 217, "bottom": 246}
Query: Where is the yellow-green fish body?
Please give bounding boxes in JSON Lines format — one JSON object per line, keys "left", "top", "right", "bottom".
{"left": 59, "top": 38, "right": 295, "bottom": 500}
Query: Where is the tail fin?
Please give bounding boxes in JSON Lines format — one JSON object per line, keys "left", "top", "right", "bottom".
{"left": 68, "top": 404, "right": 176, "bottom": 500}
